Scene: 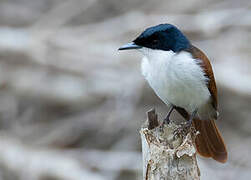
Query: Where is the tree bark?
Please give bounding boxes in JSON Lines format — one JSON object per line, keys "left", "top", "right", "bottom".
{"left": 140, "top": 109, "right": 200, "bottom": 180}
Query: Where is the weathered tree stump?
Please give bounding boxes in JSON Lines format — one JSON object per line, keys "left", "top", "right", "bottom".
{"left": 140, "top": 108, "right": 200, "bottom": 180}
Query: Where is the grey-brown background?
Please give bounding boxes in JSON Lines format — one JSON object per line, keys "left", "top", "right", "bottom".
{"left": 0, "top": 0, "right": 250, "bottom": 179}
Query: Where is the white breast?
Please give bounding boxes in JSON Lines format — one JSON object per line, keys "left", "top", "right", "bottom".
{"left": 140, "top": 48, "right": 210, "bottom": 113}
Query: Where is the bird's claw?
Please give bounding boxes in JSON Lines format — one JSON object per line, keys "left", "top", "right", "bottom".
{"left": 160, "top": 117, "right": 171, "bottom": 127}
{"left": 173, "top": 122, "right": 192, "bottom": 138}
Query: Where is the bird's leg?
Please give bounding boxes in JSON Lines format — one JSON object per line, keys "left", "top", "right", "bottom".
{"left": 174, "top": 109, "right": 198, "bottom": 137}
{"left": 184, "top": 109, "right": 197, "bottom": 128}
{"left": 162, "top": 105, "right": 175, "bottom": 125}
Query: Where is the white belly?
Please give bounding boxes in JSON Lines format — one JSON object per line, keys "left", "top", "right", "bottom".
{"left": 141, "top": 49, "right": 210, "bottom": 113}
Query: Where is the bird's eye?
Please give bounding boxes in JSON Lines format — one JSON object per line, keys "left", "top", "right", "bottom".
{"left": 152, "top": 39, "right": 158, "bottom": 44}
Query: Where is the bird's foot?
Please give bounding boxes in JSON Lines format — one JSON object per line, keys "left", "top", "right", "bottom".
{"left": 174, "top": 121, "right": 193, "bottom": 138}
{"left": 174, "top": 109, "right": 198, "bottom": 138}
{"left": 160, "top": 117, "right": 171, "bottom": 127}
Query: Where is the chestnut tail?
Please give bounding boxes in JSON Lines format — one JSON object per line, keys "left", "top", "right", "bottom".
{"left": 193, "top": 119, "right": 227, "bottom": 163}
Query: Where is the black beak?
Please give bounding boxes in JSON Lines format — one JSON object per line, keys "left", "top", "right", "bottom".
{"left": 118, "top": 42, "right": 142, "bottom": 50}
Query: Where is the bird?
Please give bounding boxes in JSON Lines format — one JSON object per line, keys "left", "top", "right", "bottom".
{"left": 118, "top": 23, "right": 227, "bottom": 163}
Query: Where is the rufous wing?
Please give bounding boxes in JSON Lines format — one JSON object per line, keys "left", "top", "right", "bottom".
{"left": 175, "top": 46, "right": 227, "bottom": 163}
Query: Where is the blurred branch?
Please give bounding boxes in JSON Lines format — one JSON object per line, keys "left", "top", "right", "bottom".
{"left": 0, "top": 137, "right": 106, "bottom": 180}
{"left": 78, "top": 150, "right": 141, "bottom": 171}
{"left": 31, "top": 0, "right": 97, "bottom": 31}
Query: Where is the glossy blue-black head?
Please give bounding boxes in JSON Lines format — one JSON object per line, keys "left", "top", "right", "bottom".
{"left": 119, "top": 24, "right": 191, "bottom": 52}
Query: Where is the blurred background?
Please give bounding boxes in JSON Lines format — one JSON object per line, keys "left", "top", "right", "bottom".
{"left": 0, "top": 0, "right": 250, "bottom": 179}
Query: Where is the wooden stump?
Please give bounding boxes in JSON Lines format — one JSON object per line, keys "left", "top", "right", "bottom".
{"left": 140, "top": 109, "right": 200, "bottom": 180}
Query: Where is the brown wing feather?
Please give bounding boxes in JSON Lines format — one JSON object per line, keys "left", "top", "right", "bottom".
{"left": 185, "top": 45, "right": 217, "bottom": 110}
{"left": 175, "top": 46, "right": 227, "bottom": 163}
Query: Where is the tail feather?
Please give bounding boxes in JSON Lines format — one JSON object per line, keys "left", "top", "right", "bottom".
{"left": 193, "top": 119, "right": 228, "bottom": 163}
{"left": 175, "top": 107, "right": 227, "bottom": 163}
{"left": 192, "top": 119, "right": 211, "bottom": 158}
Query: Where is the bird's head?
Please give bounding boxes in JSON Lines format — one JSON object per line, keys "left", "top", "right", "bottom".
{"left": 119, "top": 24, "right": 190, "bottom": 53}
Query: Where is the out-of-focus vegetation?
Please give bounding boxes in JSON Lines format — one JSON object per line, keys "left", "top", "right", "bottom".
{"left": 0, "top": 0, "right": 250, "bottom": 179}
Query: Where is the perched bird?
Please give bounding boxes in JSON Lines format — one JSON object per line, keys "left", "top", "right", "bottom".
{"left": 118, "top": 24, "right": 227, "bottom": 163}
